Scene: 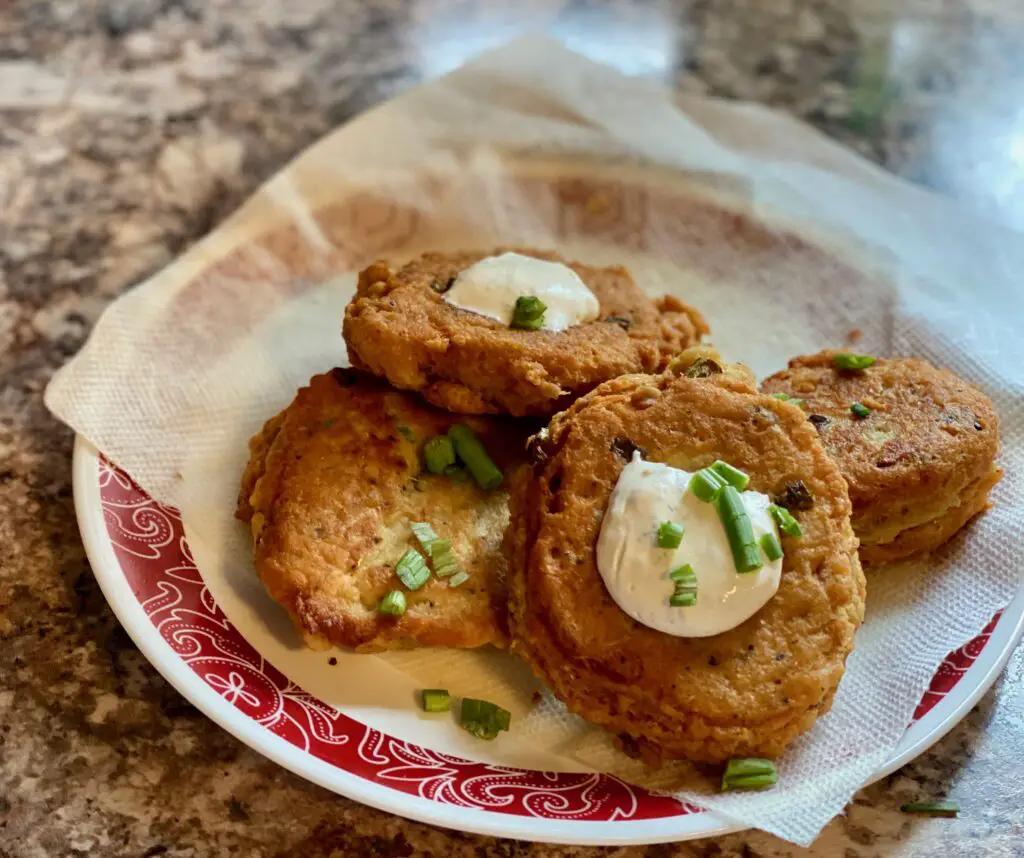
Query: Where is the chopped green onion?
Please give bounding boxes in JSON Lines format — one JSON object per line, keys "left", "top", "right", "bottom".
{"left": 850, "top": 402, "right": 872, "bottom": 419}
{"left": 459, "top": 698, "right": 511, "bottom": 740}
{"left": 833, "top": 352, "right": 876, "bottom": 371}
{"left": 420, "top": 689, "right": 451, "bottom": 713}
{"left": 448, "top": 424, "right": 503, "bottom": 491}
{"left": 670, "top": 563, "right": 696, "bottom": 583}
{"left": 771, "top": 392, "right": 805, "bottom": 407}
{"left": 511, "top": 296, "right": 546, "bottom": 330}
{"left": 669, "top": 592, "right": 697, "bottom": 607}
{"left": 769, "top": 504, "right": 803, "bottom": 539}
{"left": 424, "top": 435, "right": 456, "bottom": 474}
{"left": 447, "top": 571, "right": 471, "bottom": 588}
{"left": 429, "top": 538, "right": 459, "bottom": 578}
{"left": 689, "top": 467, "right": 726, "bottom": 502}
{"left": 900, "top": 801, "right": 959, "bottom": 818}
{"left": 760, "top": 532, "right": 783, "bottom": 562}
{"left": 711, "top": 460, "right": 751, "bottom": 491}
{"left": 410, "top": 521, "right": 438, "bottom": 552}
{"left": 669, "top": 564, "right": 697, "bottom": 607}
{"left": 721, "top": 758, "right": 777, "bottom": 792}
{"left": 395, "top": 549, "right": 430, "bottom": 590}
{"left": 378, "top": 590, "right": 407, "bottom": 616}
{"left": 657, "top": 521, "right": 684, "bottom": 549}
{"left": 717, "top": 486, "right": 763, "bottom": 573}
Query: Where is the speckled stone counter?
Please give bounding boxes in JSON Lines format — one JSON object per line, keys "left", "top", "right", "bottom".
{"left": 2, "top": 2, "right": 1023, "bottom": 856}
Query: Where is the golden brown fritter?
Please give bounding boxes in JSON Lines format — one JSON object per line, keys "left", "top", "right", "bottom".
{"left": 761, "top": 351, "right": 1001, "bottom": 566}
{"left": 237, "top": 369, "right": 534, "bottom": 653}
{"left": 504, "top": 356, "right": 865, "bottom": 764}
{"left": 343, "top": 248, "right": 708, "bottom": 417}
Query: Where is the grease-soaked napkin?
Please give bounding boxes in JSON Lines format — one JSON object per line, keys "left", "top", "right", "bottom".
{"left": 46, "top": 38, "right": 1024, "bottom": 845}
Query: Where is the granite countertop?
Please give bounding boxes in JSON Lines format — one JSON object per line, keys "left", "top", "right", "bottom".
{"left": 3, "top": 1, "right": 1023, "bottom": 856}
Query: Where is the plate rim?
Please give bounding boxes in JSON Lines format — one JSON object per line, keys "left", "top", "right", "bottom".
{"left": 73, "top": 437, "right": 1024, "bottom": 845}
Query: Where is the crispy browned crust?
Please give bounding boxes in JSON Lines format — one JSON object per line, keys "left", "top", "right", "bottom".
{"left": 504, "top": 364, "right": 866, "bottom": 764}
{"left": 343, "top": 248, "right": 708, "bottom": 417}
{"left": 237, "top": 369, "right": 534, "bottom": 652}
{"left": 761, "top": 351, "right": 1001, "bottom": 565}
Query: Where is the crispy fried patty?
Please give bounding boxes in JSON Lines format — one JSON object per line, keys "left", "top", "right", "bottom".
{"left": 237, "top": 369, "right": 532, "bottom": 652}
{"left": 761, "top": 351, "right": 1001, "bottom": 565}
{"left": 343, "top": 248, "right": 708, "bottom": 417}
{"left": 504, "top": 357, "right": 865, "bottom": 763}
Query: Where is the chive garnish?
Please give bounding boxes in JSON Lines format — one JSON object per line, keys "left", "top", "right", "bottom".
{"left": 410, "top": 521, "right": 438, "bottom": 552}
{"left": 771, "top": 392, "right": 805, "bottom": 407}
{"left": 711, "top": 460, "right": 751, "bottom": 491}
{"left": 689, "top": 467, "right": 726, "bottom": 502}
{"left": 378, "top": 590, "right": 407, "bottom": 616}
{"left": 833, "top": 352, "right": 876, "bottom": 370}
{"left": 430, "top": 538, "right": 459, "bottom": 578}
{"left": 769, "top": 504, "right": 803, "bottom": 539}
{"left": 447, "top": 570, "right": 470, "bottom": 588}
{"left": 420, "top": 688, "right": 451, "bottom": 713}
{"left": 657, "top": 521, "right": 684, "bottom": 549}
{"left": 424, "top": 435, "right": 456, "bottom": 474}
{"left": 669, "top": 564, "right": 697, "bottom": 607}
{"left": 395, "top": 549, "right": 431, "bottom": 590}
{"left": 721, "top": 758, "right": 778, "bottom": 792}
{"left": 717, "top": 486, "right": 763, "bottom": 573}
{"left": 851, "top": 402, "right": 872, "bottom": 418}
{"left": 459, "top": 698, "right": 511, "bottom": 740}
{"left": 760, "top": 532, "right": 783, "bottom": 561}
{"left": 510, "top": 295, "right": 546, "bottom": 330}
{"left": 900, "top": 801, "right": 959, "bottom": 818}
{"left": 448, "top": 424, "right": 503, "bottom": 491}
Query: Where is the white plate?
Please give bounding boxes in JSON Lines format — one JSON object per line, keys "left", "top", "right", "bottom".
{"left": 74, "top": 438, "right": 1024, "bottom": 844}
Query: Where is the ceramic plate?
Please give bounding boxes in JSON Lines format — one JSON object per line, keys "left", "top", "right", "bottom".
{"left": 74, "top": 440, "right": 1024, "bottom": 844}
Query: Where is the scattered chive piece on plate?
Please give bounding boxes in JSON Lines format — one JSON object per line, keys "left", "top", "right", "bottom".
{"left": 760, "top": 532, "right": 783, "bottom": 561}
{"left": 657, "top": 521, "right": 684, "bottom": 549}
{"left": 717, "top": 486, "right": 763, "bottom": 573}
{"left": 711, "top": 459, "right": 751, "bottom": 491}
{"left": 395, "top": 548, "right": 431, "bottom": 590}
{"left": 851, "top": 402, "right": 872, "bottom": 419}
{"left": 833, "top": 352, "right": 877, "bottom": 371}
{"left": 769, "top": 504, "right": 803, "bottom": 539}
{"left": 689, "top": 467, "right": 726, "bottom": 502}
{"left": 420, "top": 689, "right": 451, "bottom": 713}
{"left": 430, "top": 538, "right": 459, "bottom": 578}
{"left": 448, "top": 424, "right": 503, "bottom": 491}
{"left": 721, "top": 758, "right": 778, "bottom": 792}
{"left": 900, "top": 801, "right": 959, "bottom": 818}
{"left": 410, "top": 521, "right": 438, "bottom": 552}
{"left": 424, "top": 435, "right": 456, "bottom": 474}
{"left": 669, "top": 564, "right": 697, "bottom": 607}
{"left": 377, "top": 590, "right": 407, "bottom": 616}
{"left": 510, "top": 295, "right": 546, "bottom": 330}
{"left": 447, "top": 570, "right": 471, "bottom": 588}
{"left": 459, "top": 698, "right": 511, "bottom": 740}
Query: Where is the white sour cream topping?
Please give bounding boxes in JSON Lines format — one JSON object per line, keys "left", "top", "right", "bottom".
{"left": 596, "top": 454, "right": 782, "bottom": 638}
{"left": 443, "top": 252, "right": 600, "bottom": 331}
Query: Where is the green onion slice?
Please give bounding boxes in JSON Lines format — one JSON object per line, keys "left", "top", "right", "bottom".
{"left": 459, "top": 698, "right": 511, "bottom": 740}
{"left": 395, "top": 549, "right": 430, "bottom": 590}
{"left": 689, "top": 467, "right": 726, "bottom": 503}
{"left": 760, "top": 532, "right": 783, "bottom": 562}
{"left": 511, "top": 295, "right": 546, "bottom": 330}
{"left": 833, "top": 352, "right": 877, "bottom": 370}
{"left": 717, "top": 486, "right": 763, "bottom": 573}
{"left": 900, "top": 801, "right": 959, "bottom": 818}
{"left": 657, "top": 521, "right": 684, "bottom": 549}
{"left": 711, "top": 460, "right": 751, "bottom": 491}
{"left": 669, "top": 592, "right": 697, "bottom": 607}
{"left": 850, "top": 402, "right": 872, "bottom": 419}
{"left": 769, "top": 504, "right": 803, "bottom": 539}
{"left": 378, "top": 590, "right": 407, "bottom": 616}
{"left": 410, "top": 521, "right": 438, "bottom": 552}
{"left": 721, "top": 758, "right": 778, "bottom": 792}
{"left": 424, "top": 435, "right": 456, "bottom": 474}
{"left": 420, "top": 688, "right": 451, "bottom": 713}
{"left": 448, "top": 424, "right": 503, "bottom": 491}
{"left": 447, "top": 570, "right": 470, "bottom": 588}
{"left": 429, "top": 538, "right": 459, "bottom": 578}
{"left": 669, "top": 564, "right": 698, "bottom": 607}
{"left": 771, "top": 392, "right": 805, "bottom": 407}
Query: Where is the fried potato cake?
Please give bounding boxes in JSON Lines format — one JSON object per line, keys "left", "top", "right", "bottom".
{"left": 343, "top": 248, "right": 708, "bottom": 417}
{"left": 761, "top": 351, "right": 1001, "bottom": 566}
{"left": 504, "top": 355, "right": 865, "bottom": 764}
{"left": 237, "top": 369, "right": 532, "bottom": 653}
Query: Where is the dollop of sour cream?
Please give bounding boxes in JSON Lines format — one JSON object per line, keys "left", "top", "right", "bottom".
{"left": 596, "top": 454, "right": 782, "bottom": 638}
{"left": 442, "top": 252, "right": 600, "bottom": 331}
